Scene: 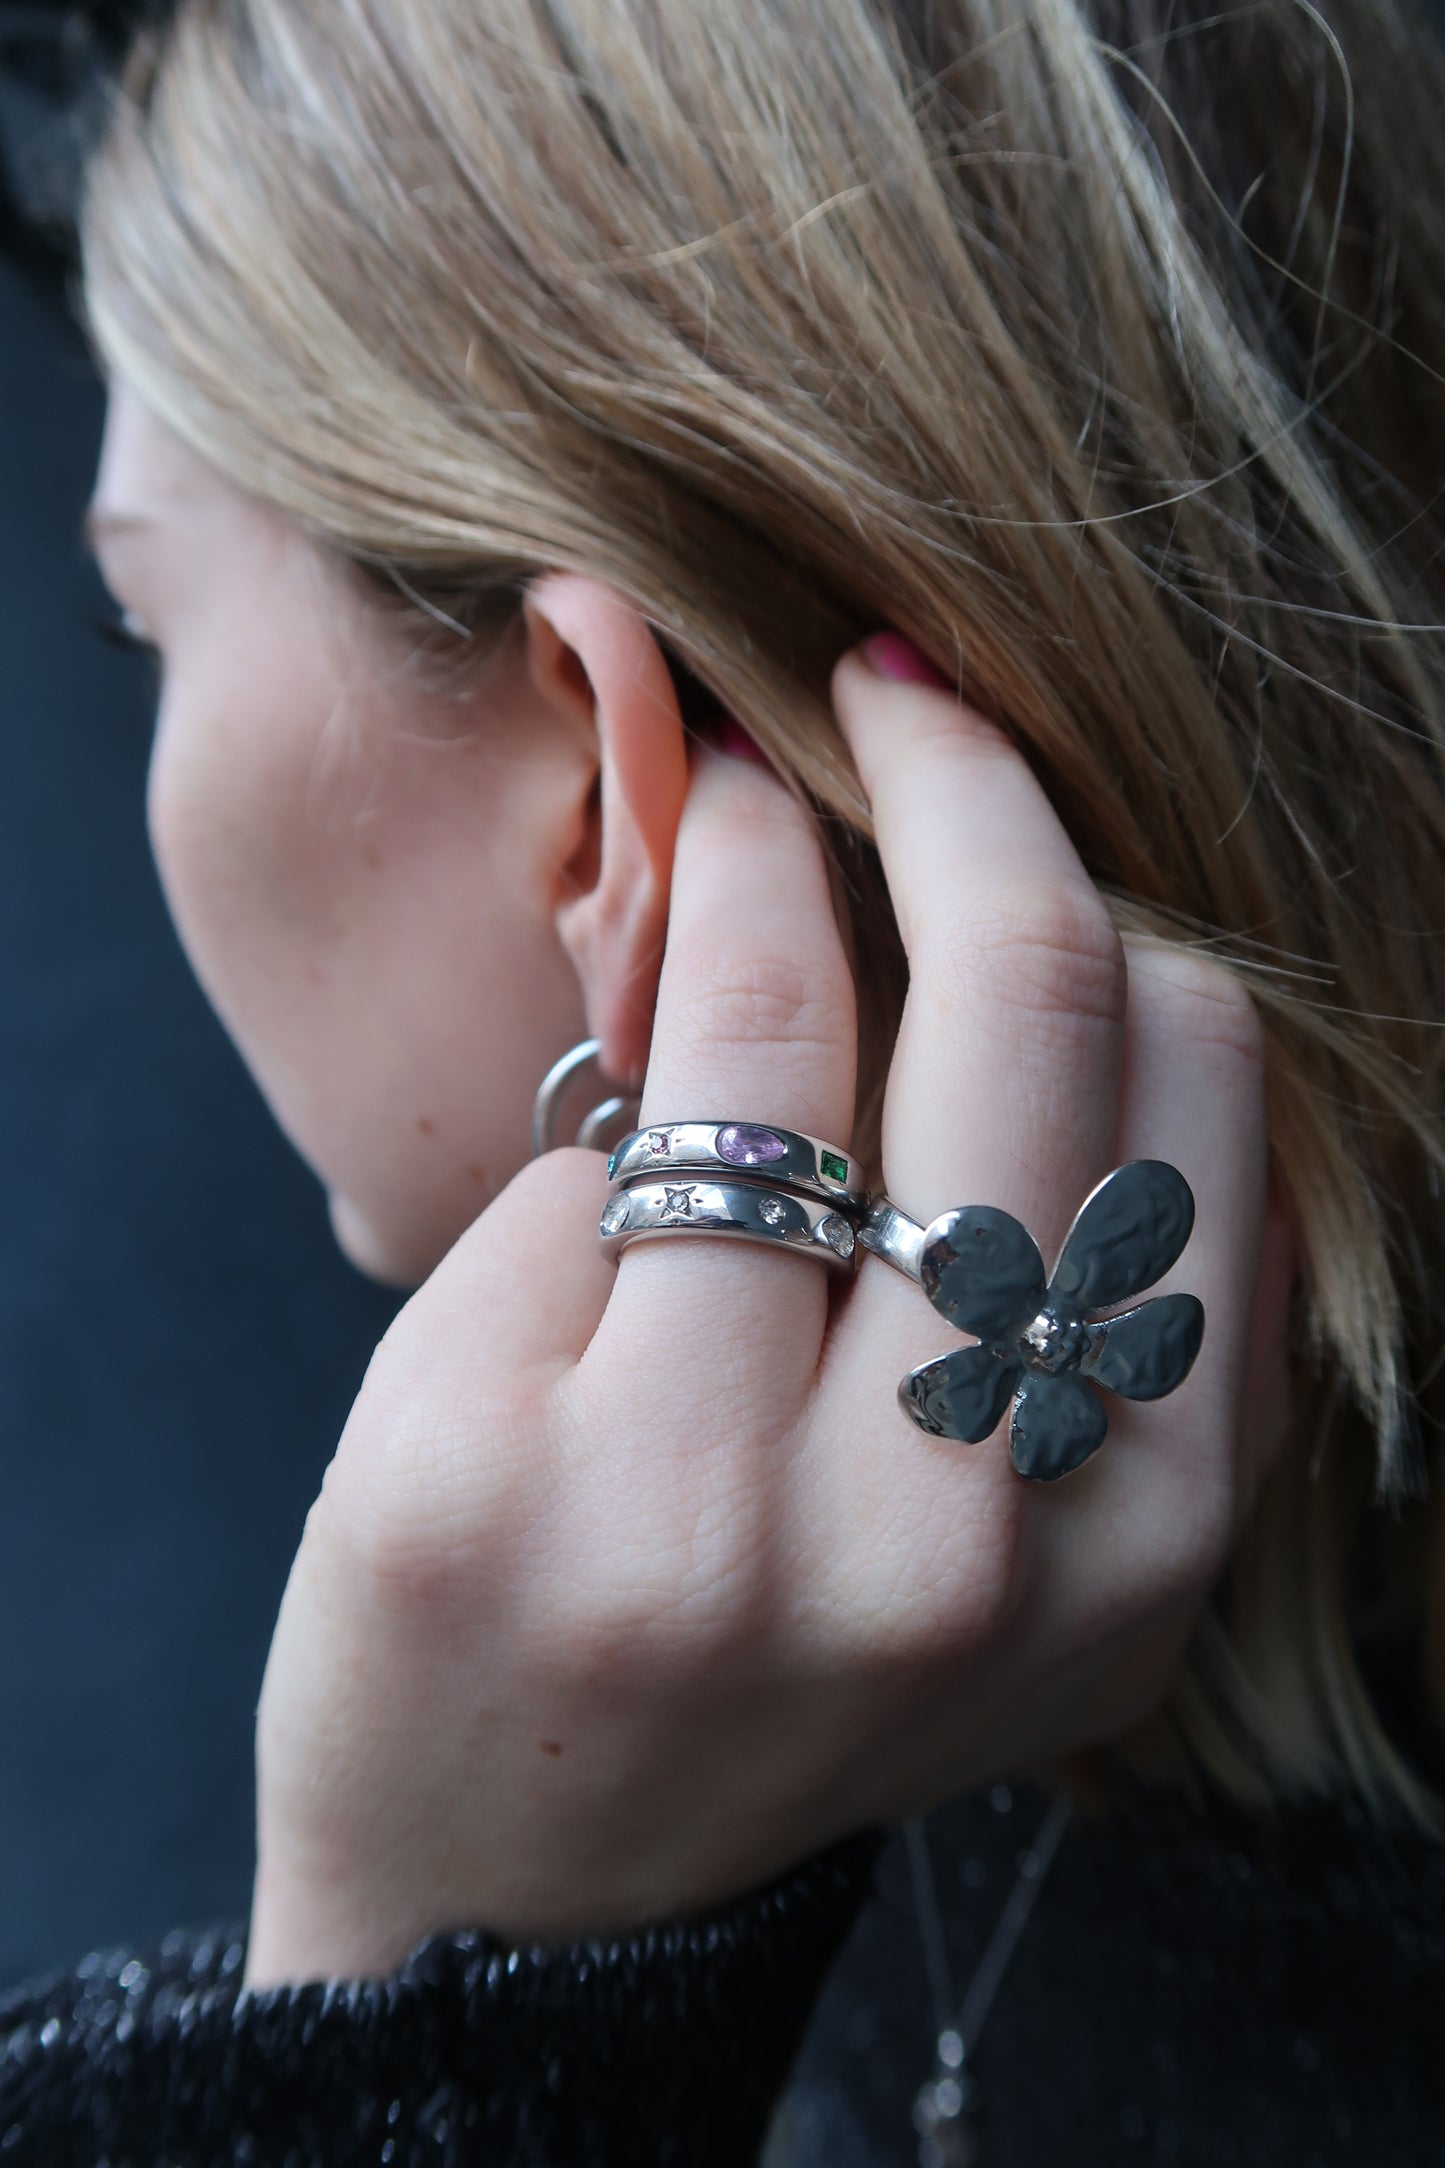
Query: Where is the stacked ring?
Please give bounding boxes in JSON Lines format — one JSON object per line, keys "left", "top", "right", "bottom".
{"left": 599, "top": 1120, "right": 866, "bottom": 1273}
{"left": 548, "top": 1043, "right": 1204, "bottom": 1479}
{"left": 600, "top": 1178, "right": 860, "bottom": 1271}
{"left": 606, "top": 1121, "right": 867, "bottom": 1208}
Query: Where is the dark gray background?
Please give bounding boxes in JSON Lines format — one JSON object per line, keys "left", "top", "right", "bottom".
{"left": 0, "top": 256, "right": 399, "bottom": 1986}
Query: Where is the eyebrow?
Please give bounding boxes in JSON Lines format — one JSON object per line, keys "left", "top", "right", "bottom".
{"left": 82, "top": 506, "right": 153, "bottom": 553}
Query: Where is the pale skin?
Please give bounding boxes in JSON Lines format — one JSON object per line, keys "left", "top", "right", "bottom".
{"left": 90, "top": 384, "right": 1296, "bottom": 1990}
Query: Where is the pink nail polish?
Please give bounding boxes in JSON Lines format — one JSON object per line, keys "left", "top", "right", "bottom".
{"left": 861, "top": 631, "right": 952, "bottom": 689}
{"left": 716, "top": 715, "right": 771, "bottom": 766}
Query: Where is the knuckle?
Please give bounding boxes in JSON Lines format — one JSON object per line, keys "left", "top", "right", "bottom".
{"left": 537, "top": 1394, "right": 777, "bottom": 1662}
{"left": 316, "top": 1376, "right": 538, "bottom": 1612}
{"left": 1178, "top": 1474, "right": 1239, "bottom": 1589}
{"left": 839, "top": 1464, "right": 1030, "bottom": 1680}
{"left": 910, "top": 708, "right": 1017, "bottom": 774}
{"left": 529, "top": 1586, "right": 660, "bottom": 1698}
{"left": 935, "top": 880, "right": 1127, "bottom": 1037}
{"left": 537, "top": 1516, "right": 771, "bottom": 1698}
{"left": 1125, "top": 944, "right": 1265, "bottom": 1075}
{"left": 674, "top": 951, "right": 847, "bottom": 1064}
{"left": 298, "top": 1466, "right": 445, "bottom": 1615}
{"left": 1122, "top": 1465, "right": 1236, "bottom": 1613}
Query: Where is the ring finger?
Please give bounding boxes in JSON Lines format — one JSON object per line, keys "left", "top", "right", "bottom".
{"left": 594, "top": 743, "right": 858, "bottom": 1405}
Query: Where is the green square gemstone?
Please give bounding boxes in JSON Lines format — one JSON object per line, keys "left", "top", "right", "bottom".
{"left": 606, "top": 1149, "right": 618, "bottom": 1179}
{"left": 821, "top": 1150, "right": 848, "bottom": 1186}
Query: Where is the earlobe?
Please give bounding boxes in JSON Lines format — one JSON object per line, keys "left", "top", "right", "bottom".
{"left": 523, "top": 575, "right": 691, "bottom": 1087}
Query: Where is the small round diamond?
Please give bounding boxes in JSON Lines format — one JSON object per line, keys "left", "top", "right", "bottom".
{"left": 716, "top": 1123, "right": 788, "bottom": 1168}
{"left": 820, "top": 1213, "right": 856, "bottom": 1259}
{"left": 647, "top": 1129, "right": 670, "bottom": 1155}
{"left": 757, "top": 1194, "right": 789, "bottom": 1228}
{"left": 600, "top": 1194, "right": 631, "bottom": 1236}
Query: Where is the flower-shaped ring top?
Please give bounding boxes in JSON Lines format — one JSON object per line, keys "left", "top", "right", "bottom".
{"left": 900, "top": 1159, "right": 1205, "bottom": 1483}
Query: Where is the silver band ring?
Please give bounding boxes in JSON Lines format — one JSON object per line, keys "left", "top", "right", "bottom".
{"left": 600, "top": 1177, "right": 861, "bottom": 1273}
{"left": 607, "top": 1121, "right": 867, "bottom": 1210}
{"left": 860, "top": 1160, "right": 1206, "bottom": 1483}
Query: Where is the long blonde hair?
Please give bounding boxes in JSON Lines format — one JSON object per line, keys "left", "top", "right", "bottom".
{"left": 82, "top": 0, "right": 1445, "bottom": 1815}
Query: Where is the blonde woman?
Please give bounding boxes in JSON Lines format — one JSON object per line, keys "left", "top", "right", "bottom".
{"left": 5, "top": 0, "right": 1445, "bottom": 2157}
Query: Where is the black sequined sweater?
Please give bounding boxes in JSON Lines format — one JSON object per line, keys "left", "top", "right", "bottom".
{"left": 0, "top": 1835, "right": 882, "bottom": 2167}
{"left": 5, "top": 1773, "right": 1445, "bottom": 2168}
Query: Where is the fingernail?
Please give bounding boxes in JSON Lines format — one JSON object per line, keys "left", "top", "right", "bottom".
{"left": 716, "top": 714, "right": 771, "bottom": 766}
{"left": 860, "top": 631, "right": 952, "bottom": 689}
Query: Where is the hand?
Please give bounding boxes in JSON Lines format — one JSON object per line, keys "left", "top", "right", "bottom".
{"left": 243, "top": 643, "right": 1292, "bottom": 1986}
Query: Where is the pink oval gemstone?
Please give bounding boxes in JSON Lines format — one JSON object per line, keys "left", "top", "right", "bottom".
{"left": 715, "top": 1123, "right": 788, "bottom": 1168}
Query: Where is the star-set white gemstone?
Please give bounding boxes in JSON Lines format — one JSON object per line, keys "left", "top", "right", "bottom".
{"left": 820, "top": 1213, "right": 856, "bottom": 1259}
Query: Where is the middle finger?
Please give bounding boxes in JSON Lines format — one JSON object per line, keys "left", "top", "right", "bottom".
{"left": 833, "top": 646, "right": 1128, "bottom": 1346}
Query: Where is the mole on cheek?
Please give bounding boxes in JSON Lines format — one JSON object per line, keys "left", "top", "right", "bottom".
{"left": 416, "top": 1115, "right": 436, "bottom": 1137}
{"left": 539, "top": 1740, "right": 563, "bottom": 1758}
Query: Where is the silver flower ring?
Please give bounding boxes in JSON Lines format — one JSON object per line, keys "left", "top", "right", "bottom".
{"left": 862, "top": 1160, "right": 1205, "bottom": 1483}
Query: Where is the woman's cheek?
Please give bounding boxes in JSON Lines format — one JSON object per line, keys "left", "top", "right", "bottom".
{"left": 146, "top": 681, "right": 332, "bottom": 1021}
{"left": 139, "top": 651, "right": 589, "bottom": 1286}
{"left": 144, "top": 697, "right": 240, "bottom": 998}
{"left": 145, "top": 703, "right": 402, "bottom": 1255}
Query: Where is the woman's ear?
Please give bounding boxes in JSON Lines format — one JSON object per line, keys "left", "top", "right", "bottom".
{"left": 522, "top": 574, "right": 691, "bottom": 1087}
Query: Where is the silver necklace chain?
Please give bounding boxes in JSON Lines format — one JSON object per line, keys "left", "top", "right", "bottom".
{"left": 905, "top": 1792, "right": 1074, "bottom": 2166}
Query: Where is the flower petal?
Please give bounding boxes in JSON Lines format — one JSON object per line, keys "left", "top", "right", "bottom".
{"left": 1081, "top": 1292, "right": 1204, "bottom": 1400}
{"left": 1048, "top": 1160, "right": 1195, "bottom": 1311}
{"left": 900, "top": 1346, "right": 1022, "bottom": 1443}
{"left": 920, "top": 1206, "right": 1047, "bottom": 1341}
{"left": 1008, "top": 1371, "right": 1107, "bottom": 1481}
